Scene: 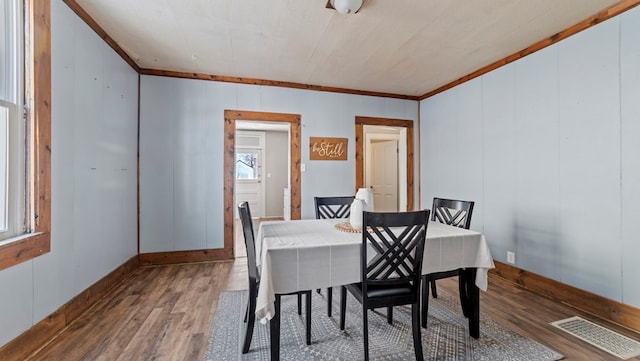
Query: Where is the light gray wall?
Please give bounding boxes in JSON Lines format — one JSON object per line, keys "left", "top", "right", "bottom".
{"left": 420, "top": 6, "right": 640, "bottom": 307}
{"left": 264, "top": 131, "right": 288, "bottom": 218}
{"left": 139, "top": 77, "right": 418, "bottom": 252}
{"left": 620, "top": 5, "right": 640, "bottom": 311}
{"left": 0, "top": 0, "right": 139, "bottom": 347}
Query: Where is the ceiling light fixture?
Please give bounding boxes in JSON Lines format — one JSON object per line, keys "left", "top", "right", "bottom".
{"left": 328, "top": 0, "right": 363, "bottom": 15}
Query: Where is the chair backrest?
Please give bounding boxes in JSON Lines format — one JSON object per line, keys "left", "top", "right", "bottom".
{"left": 238, "top": 201, "right": 259, "bottom": 287}
{"left": 314, "top": 196, "right": 355, "bottom": 219}
{"left": 431, "top": 197, "right": 474, "bottom": 229}
{"left": 361, "top": 210, "right": 430, "bottom": 290}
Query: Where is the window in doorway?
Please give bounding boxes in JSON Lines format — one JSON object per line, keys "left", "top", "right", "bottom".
{"left": 236, "top": 152, "right": 258, "bottom": 180}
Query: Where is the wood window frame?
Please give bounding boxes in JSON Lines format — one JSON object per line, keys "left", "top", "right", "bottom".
{"left": 0, "top": 0, "right": 51, "bottom": 270}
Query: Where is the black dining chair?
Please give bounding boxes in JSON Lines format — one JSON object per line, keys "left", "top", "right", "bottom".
{"left": 422, "top": 197, "right": 474, "bottom": 328}
{"left": 340, "top": 210, "right": 430, "bottom": 361}
{"left": 313, "top": 195, "right": 355, "bottom": 317}
{"left": 237, "top": 202, "right": 312, "bottom": 354}
{"left": 315, "top": 196, "right": 355, "bottom": 220}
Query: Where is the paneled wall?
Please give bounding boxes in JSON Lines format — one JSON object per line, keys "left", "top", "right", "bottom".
{"left": 420, "top": 6, "right": 640, "bottom": 307}
{"left": 0, "top": 1, "right": 139, "bottom": 347}
{"left": 139, "top": 77, "right": 418, "bottom": 252}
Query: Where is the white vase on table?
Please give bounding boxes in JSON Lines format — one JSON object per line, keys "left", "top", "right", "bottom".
{"left": 355, "top": 188, "right": 374, "bottom": 212}
{"left": 349, "top": 198, "right": 365, "bottom": 229}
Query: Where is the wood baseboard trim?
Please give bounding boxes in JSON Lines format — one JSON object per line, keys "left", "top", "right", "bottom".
{"left": 491, "top": 261, "right": 640, "bottom": 333}
{"left": 138, "top": 249, "right": 234, "bottom": 266}
{"left": 0, "top": 255, "right": 139, "bottom": 361}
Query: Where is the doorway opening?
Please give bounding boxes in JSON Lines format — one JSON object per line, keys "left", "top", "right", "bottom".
{"left": 364, "top": 125, "right": 407, "bottom": 211}
{"left": 234, "top": 124, "right": 290, "bottom": 257}
{"left": 235, "top": 130, "right": 267, "bottom": 219}
{"left": 224, "top": 110, "right": 301, "bottom": 259}
{"left": 355, "top": 116, "right": 414, "bottom": 211}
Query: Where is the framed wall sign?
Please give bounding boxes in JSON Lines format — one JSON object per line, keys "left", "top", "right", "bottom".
{"left": 309, "top": 137, "right": 348, "bottom": 160}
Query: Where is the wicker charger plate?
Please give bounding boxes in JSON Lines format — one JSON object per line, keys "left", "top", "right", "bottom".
{"left": 335, "top": 222, "right": 362, "bottom": 233}
{"left": 334, "top": 222, "right": 385, "bottom": 233}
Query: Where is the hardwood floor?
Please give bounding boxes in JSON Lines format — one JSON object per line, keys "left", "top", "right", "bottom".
{"left": 26, "top": 261, "right": 239, "bottom": 361}
{"left": 25, "top": 258, "right": 640, "bottom": 361}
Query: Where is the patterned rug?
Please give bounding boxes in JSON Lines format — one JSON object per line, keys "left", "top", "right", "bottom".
{"left": 205, "top": 288, "right": 563, "bottom": 361}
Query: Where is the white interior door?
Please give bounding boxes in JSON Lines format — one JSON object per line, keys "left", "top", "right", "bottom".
{"left": 235, "top": 130, "right": 266, "bottom": 218}
{"left": 236, "top": 148, "right": 264, "bottom": 217}
{"left": 370, "top": 140, "right": 399, "bottom": 212}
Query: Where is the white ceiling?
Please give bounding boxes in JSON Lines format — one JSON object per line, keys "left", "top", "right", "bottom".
{"left": 74, "top": 0, "right": 624, "bottom": 97}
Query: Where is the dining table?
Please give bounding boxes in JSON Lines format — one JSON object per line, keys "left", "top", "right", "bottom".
{"left": 255, "top": 218, "right": 494, "bottom": 360}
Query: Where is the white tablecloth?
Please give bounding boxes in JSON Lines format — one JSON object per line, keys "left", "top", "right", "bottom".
{"left": 255, "top": 219, "right": 494, "bottom": 322}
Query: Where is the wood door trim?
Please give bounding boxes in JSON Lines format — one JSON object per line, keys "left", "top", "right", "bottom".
{"left": 224, "top": 110, "right": 301, "bottom": 256}
{"left": 355, "top": 116, "right": 414, "bottom": 211}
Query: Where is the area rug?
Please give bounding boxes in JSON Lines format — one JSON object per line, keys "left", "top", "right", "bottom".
{"left": 205, "top": 288, "right": 563, "bottom": 361}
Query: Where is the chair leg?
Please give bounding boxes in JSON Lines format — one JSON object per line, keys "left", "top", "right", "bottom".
{"left": 297, "top": 293, "right": 302, "bottom": 315}
{"left": 387, "top": 306, "right": 393, "bottom": 325}
{"left": 305, "top": 291, "right": 312, "bottom": 345}
{"left": 363, "top": 305, "right": 370, "bottom": 361}
{"left": 270, "top": 295, "right": 281, "bottom": 361}
{"left": 421, "top": 275, "right": 429, "bottom": 328}
{"left": 411, "top": 302, "right": 424, "bottom": 361}
{"left": 339, "top": 286, "right": 347, "bottom": 330}
{"left": 242, "top": 292, "right": 257, "bottom": 354}
{"left": 430, "top": 278, "right": 438, "bottom": 298}
{"left": 327, "top": 287, "right": 333, "bottom": 317}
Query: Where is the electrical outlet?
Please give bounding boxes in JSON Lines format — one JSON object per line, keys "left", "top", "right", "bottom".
{"left": 507, "top": 251, "right": 515, "bottom": 264}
